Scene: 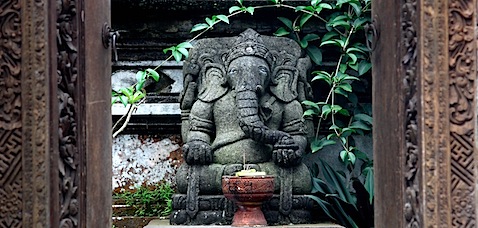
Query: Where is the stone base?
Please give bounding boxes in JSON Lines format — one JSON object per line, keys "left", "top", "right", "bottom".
{"left": 170, "top": 194, "right": 316, "bottom": 225}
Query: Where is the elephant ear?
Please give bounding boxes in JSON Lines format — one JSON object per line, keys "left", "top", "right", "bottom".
{"left": 270, "top": 65, "right": 299, "bottom": 102}
{"left": 197, "top": 63, "right": 228, "bottom": 102}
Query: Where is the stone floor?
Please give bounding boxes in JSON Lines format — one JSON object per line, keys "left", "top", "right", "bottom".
{"left": 144, "top": 219, "right": 345, "bottom": 228}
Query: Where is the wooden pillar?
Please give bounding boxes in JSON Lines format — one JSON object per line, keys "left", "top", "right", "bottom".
{"left": 373, "top": 0, "right": 477, "bottom": 227}
{"left": 0, "top": 0, "right": 111, "bottom": 227}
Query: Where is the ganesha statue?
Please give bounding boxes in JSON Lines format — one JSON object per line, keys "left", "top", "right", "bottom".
{"left": 171, "top": 29, "right": 315, "bottom": 225}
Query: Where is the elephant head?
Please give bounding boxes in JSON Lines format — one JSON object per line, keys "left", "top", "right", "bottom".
{"left": 184, "top": 29, "right": 308, "bottom": 148}
{"left": 223, "top": 29, "right": 298, "bottom": 146}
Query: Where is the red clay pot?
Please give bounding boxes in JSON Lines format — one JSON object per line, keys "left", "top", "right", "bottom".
{"left": 222, "top": 175, "right": 274, "bottom": 227}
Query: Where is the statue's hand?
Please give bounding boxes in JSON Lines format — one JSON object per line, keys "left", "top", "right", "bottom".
{"left": 272, "top": 135, "right": 302, "bottom": 167}
{"left": 182, "top": 140, "right": 213, "bottom": 165}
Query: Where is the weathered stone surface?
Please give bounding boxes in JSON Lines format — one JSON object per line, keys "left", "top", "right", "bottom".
{"left": 173, "top": 29, "right": 315, "bottom": 225}
{"left": 112, "top": 135, "right": 182, "bottom": 190}
{"left": 170, "top": 195, "right": 316, "bottom": 225}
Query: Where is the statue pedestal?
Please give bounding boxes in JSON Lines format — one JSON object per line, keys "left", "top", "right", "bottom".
{"left": 170, "top": 194, "right": 316, "bottom": 225}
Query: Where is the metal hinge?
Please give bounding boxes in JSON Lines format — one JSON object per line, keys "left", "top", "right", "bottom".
{"left": 102, "top": 23, "right": 120, "bottom": 61}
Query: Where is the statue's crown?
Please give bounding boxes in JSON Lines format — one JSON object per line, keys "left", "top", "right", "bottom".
{"left": 225, "top": 29, "right": 274, "bottom": 67}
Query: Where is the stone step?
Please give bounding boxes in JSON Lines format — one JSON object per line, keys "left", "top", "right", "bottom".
{"left": 113, "top": 216, "right": 159, "bottom": 228}
{"left": 144, "top": 219, "right": 345, "bottom": 228}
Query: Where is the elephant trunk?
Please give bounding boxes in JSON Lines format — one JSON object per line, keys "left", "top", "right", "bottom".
{"left": 236, "top": 84, "right": 287, "bottom": 145}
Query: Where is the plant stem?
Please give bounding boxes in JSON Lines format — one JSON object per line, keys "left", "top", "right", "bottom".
{"left": 112, "top": 104, "right": 132, "bottom": 132}
{"left": 112, "top": 98, "right": 146, "bottom": 138}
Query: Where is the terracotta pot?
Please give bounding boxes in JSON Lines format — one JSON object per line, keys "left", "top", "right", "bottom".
{"left": 222, "top": 175, "right": 274, "bottom": 227}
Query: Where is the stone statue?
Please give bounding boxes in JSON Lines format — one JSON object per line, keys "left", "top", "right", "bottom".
{"left": 171, "top": 29, "right": 315, "bottom": 225}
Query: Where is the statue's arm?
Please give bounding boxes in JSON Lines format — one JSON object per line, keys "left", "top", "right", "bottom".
{"left": 182, "top": 100, "right": 215, "bottom": 165}
{"left": 282, "top": 100, "right": 307, "bottom": 157}
{"left": 188, "top": 100, "right": 214, "bottom": 142}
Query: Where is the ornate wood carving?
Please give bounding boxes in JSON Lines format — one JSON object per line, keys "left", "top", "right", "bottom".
{"left": 448, "top": 0, "right": 476, "bottom": 226}
{"left": 0, "top": 0, "right": 22, "bottom": 226}
{"left": 401, "top": 0, "right": 420, "bottom": 227}
{"left": 418, "top": 0, "right": 452, "bottom": 226}
{"left": 57, "top": 0, "right": 82, "bottom": 227}
{"left": 20, "top": 0, "right": 53, "bottom": 226}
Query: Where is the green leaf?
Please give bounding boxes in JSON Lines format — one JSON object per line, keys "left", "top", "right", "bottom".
{"left": 354, "top": 113, "right": 373, "bottom": 125}
{"left": 336, "top": 0, "right": 350, "bottom": 7}
{"left": 302, "top": 34, "right": 320, "bottom": 44}
{"left": 350, "top": 121, "right": 372, "bottom": 131}
{"left": 306, "top": 195, "right": 337, "bottom": 221}
{"left": 312, "top": 72, "right": 332, "bottom": 85}
{"left": 229, "top": 6, "right": 242, "bottom": 13}
{"left": 331, "top": 104, "right": 343, "bottom": 114}
{"left": 344, "top": 75, "right": 360, "bottom": 81}
{"left": 177, "top": 42, "right": 193, "bottom": 49}
{"left": 136, "top": 79, "right": 145, "bottom": 91}
{"left": 319, "top": 3, "right": 333, "bottom": 9}
{"left": 353, "top": 17, "right": 370, "bottom": 28}
{"left": 177, "top": 47, "right": 189, "bottom": 59}
{"left": 216, "top": 15, "right": 229, "bottom": 24}
{"left": 132, "top": 91, "right": 146, "bottom": 103}
{"left": 313, "top": 74, "right": 332, "bottom": 85}
{"left": 136, "top": 71, "right": 146, "bottom": 82}
{"left": 339, "top": 83, "right": 353, "bottom": 92}
{"left": 145, "top": 68, "right": 160, "bottom": 81}
{"left": 339, "top": 63, "right": 347, "bottom": 73}
{"left": 274, "top": 27, "right": 290, "bottom": 37}
{"left": 303, "top": 109, "right": 318, "bottom": 117}
{"left": 321, "top": 104, "right": 331, "bottom": 117}
{"left": 347, "top": 53, "right": 357, "bottom": 64}
{"left": 269, "top": 0, "right": 278, "bottom": 4}
{"left": 311, "top": 0, "right": 320, "bottom": 6}
{"left": 339, "top": 150, "right": 347, "bottom": 162}
{"left": 120, "top": 87, "right": 133, "bottom": 97}
{"left": 321, "top": 31, "right": 339, "bottom": 42}
{"left": 119, "top": 95, "right": 128, "bottom": 107}
{"left": 348, "top": 152, "right": 356, "bottom": 165}
{"left": 295, "top": 6, "right": 306, "bottom": 11}
{"left": 350, "top": 2, "right": 362, "bottom": 16}
{"left": 319, "top": 159, "right": 355, "bottom": 204}
{"left": 299, "top": 13, "right": 313, "bottom": 28}
{"left": 245, "top": 7, "right": 254, "bottom": 15}
{"left": 302, "top": 100, "right": 320, "bottom": 112}
{"left": 320, "top": 39, "right": 344, "bottom": 48}
{"left": 172, "top": 50, "right": 182, "bottom": 62}
{"left": 306, "top": 45, "right": 322, "bottom": 65}
{"left": 337, "top": 108, "right": 350, "bottom": 116}
{"left": 329, "top": 15, "right": 350, "bottom": 28}
{"left": 205, "top": 17, "right": 215, "bottom": 26}
{"left": 111, "top": 96, "right": 119, "bottom": 105}
{"left": 311, "top": 138, "right": 336, "bottom": 153}
{"left": 236, "top": 0, "right": 243, "bottom": 5}
{"left": 354, "top": 149, "right": 369, "bottom": 161}
{"left": 334, "top": 87, "right": 349, "bottom": 97}
{"left": 358, "top": 61, "right": 372, "bottom": 76}
{"left": 190, "top": 23, "right": 209, "bottom": 33}
{"left": 346, "top": 47, "right": 367, "bottom": 55}
{"left": 163, "top": 46, "right": 175, "bottom": 54}
{"left": 363, "top": 167, "right": 374, "bottom": 204}
{"left": 277, "top": 17, "right": 293, "bottom": 30}
{"left": 348, "top": 93, "right": 358, "bottom": 105}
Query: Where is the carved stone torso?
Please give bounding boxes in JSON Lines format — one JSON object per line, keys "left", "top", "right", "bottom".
{"left": 212, "top": 91, "right": 285, "bottom": 164}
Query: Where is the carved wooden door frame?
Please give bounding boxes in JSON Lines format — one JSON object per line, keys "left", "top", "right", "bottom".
{"left": 0, "top": 0, "right": 111, "bottom": 227}
{"left": 373, "top": 0, "right": 478, "bottom": 227}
